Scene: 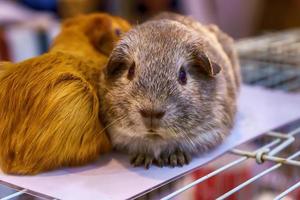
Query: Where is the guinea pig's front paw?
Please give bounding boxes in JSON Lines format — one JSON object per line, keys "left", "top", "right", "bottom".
{"left": 130, "top": 149, "right": 192, "bottom": 169}
{"left": 159, "top": 149, "right": 192, "bottom": 168}
{"left": 130, "top": 153, "right": 155, "bottom": 169}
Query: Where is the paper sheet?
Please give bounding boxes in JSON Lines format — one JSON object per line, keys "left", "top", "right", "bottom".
{"left": 1, "top": 85, "right": 300, "bottom": 200}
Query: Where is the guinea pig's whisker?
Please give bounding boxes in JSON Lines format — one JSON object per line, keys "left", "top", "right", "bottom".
{"left": 169, "top": 127, "right": 191, "bottom": 147}
{"left": 167, "top": 127, "right": 177, "bottom": 137}
{"left": 98, "top": 115, "right": 127, "bottom": 135}
{"left": 169, "top": 127, "right": 195, "bottom": 148}
{"left": 173, "top": 125, "right": 196, "bottom": 148}
{"left": 185, "top": 132, "right": 196, "bottom": 148}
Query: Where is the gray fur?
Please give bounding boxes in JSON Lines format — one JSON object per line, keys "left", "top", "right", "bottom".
{"left": 98, "top": 13, "right": 240, "bottom": 167}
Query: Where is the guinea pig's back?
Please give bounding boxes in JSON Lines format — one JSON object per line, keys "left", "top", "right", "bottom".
{"left": 0, "top": 52, "right": 111, "bottom": 175}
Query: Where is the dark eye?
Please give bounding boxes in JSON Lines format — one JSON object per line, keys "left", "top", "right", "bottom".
{"left": 115, "top": 28, "right": 122, "bottom": 37}
{"left": 178, "top": 67, "right": 187, "bottom": 85}
{"left": 127, "top": 63, "right": 135, "bottom": 80}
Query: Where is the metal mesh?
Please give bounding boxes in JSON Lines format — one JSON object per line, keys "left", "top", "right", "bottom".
{"left": 236, "top": 29, "right": 300, "bottom": 92}
{"left": 161, "top": 126, "right": 300, "bottom": 200}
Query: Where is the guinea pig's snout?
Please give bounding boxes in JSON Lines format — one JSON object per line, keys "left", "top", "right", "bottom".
{"left": 139, "top": 109, "right": 165, "bottom": 119}
{"left": 139, "top": 109, "right": 165, "bottom": 130}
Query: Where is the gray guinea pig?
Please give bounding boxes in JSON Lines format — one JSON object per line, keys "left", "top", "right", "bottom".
{"left": 99, "top": 12, "right": 241, "bottom": 168}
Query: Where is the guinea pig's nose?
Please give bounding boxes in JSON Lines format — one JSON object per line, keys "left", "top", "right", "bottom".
{"left": 139, "top": 109, "right": 165, "bottom": 119}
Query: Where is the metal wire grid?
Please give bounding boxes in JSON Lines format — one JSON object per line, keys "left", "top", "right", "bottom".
{"left": 235, "top": 29, "right": 300, "bottom": 92}
{"left": 0, "top": 189, "right": 28, "bottom": 200}
{"left": 236, "top": 29, "right": 300, "bottom": 65}
{"left": 160, "top": 126, "right": 300, "bottom": 200}
{"left": 0, "top": 180, "right": 57, "bottom": 200}
{"left": 240, "top": 59, "right": 300, "bottom": 92}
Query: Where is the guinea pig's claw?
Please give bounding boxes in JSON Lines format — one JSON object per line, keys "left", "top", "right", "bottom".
{"left": 155, "top": 158, "right": 164, "bottom": 168}
{"left": 167, "top": 150, "right": 191, "bottom": 167}
{"left": 184, "top": 152, "right": 192, "bottom": 164}
{"left": 144, "top": 156, "right": 153, "bottom": 169}
{"left": 177, "top": 151, "right": 186, "bottom": 166}
{"left": 170, "top": 154, "right": 177, "bottom": 167}
{"left": 130, "top": 150, "right": 191, "bottom": 168}
{"left": 130, "top": 155, "right": 137, "bottom": 164}
{"left": 162, "top": 154, "right": 169, "bottom": 166}
{"left": 130, "top": 154, "right": 154, "bottom": 169}
{"left": 131, "top": 154, "right": 145, "bottom": 167}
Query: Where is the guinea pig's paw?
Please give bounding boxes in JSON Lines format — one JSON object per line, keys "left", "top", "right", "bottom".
{"left": 129, "top": 149, "right": 192, "bottom": 169}
{"left": 130, "top": 153, "right": 154, "bottom": 169}
{"left": 160, "top": 149, "right": 192, "bottom": 168}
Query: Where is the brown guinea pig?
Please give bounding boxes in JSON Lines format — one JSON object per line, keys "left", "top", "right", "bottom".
{"left": 99, "top": 12, "right": 241, "bottom": 168}
{"left": 0, "top": 13, "right": 131, "bottom": 175}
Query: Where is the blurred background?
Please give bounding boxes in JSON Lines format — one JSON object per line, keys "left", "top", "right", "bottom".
{"left": 2, "top": 0, "right": 300, "bottom": 92}
{"left": 1, "top": 1, "right": 300, "bottom": 200}
{"left": 1, "top": 0, "right": 300, "bottom": 61}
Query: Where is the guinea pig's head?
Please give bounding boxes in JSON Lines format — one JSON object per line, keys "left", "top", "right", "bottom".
{"left": 100, "top": 20, "right": 226, "bottom": 153}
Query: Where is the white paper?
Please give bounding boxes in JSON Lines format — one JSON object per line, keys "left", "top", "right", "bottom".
{"left": 1, "top": 85, "right": 300, "bottom": 200}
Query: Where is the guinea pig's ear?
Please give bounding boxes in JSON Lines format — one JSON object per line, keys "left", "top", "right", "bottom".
{"left": 105, "top": 56, "right": 128, "bottom": 80}
{"left": 86, "top": 15, "right": 115, "bottom": 56}
{"left": 91, "top": 15, "right": 130, "bottom": 56}
{"left": 194, "top": 52, "right": 222, "bottom": 77}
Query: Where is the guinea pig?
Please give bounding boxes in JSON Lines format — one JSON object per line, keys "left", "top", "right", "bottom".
{"left": 0, "top": 13, "right": 131, "bottom": 175}
{"left": 99, "top": 12, "right": 241, "bottom": 168}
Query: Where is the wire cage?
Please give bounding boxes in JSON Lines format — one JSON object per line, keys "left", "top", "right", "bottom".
{"left": 133, "top": 119, "right": 300, "bottom": 200}
{"left": 236, "top": 29, "right": 300, "bottom": 92}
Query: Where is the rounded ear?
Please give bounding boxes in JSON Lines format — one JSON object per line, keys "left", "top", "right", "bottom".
{"left": 61, "top": 13, "right": 131, "bottom": 56}
{"left": 194, "top": 52, "right": 222, "bottom": 77}
{"left": 84, "top": 15, "right": 114, "bottom": 55}
{"left": 104, "top": 43, "right": 132, "bottom": 80}
{"left": 88, "top": 14, "right": 131, "bottom": 56}
{"left": 105, "top": 57, "right": 128, "bottom": 80}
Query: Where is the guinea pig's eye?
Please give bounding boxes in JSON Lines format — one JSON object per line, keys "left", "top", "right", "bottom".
{"left": 115, "top": 28, "right": 122, "bottom": 37}
{"left": 127, "top": 63, "right": 135, "bottom": 80}
{"left": 178, "top": 67, "right": 187, "bottom": 85}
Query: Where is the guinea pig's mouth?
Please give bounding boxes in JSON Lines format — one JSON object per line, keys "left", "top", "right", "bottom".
{"left": 147, "top": 129, "right": 155, "bottom": 133}
{"left": 146, "top": 131, "right": 163, "bottom": 140}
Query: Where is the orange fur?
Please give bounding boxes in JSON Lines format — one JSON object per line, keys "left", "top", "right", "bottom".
{"left": 0, "top": 13, "right": 131, "bottom": 175}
